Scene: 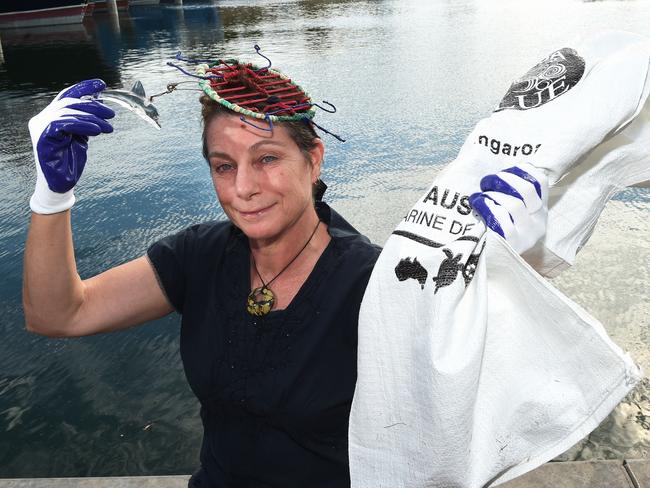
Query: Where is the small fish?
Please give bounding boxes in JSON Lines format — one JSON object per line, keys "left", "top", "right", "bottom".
{"left": 91, "top": 81, "right": 161, "bottom": 130}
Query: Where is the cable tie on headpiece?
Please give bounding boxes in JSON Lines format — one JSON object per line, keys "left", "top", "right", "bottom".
{"left": 312, "top": 101, "right": 337, "bottom": 113}
{"left": 306, "top": 117, "right": 346, "bottom": 142}
{"left": 254, "top": 44, "right": 272, "bottom": 71}
{"left": 240, "top": 114, "right": 274, "bottom": 133}
{"left": 270, "top": 101, "right": 337, "bottom": 116}
{"left": 167, "top": 61, "right": 222, "bottom": 80}
{"left": 175, "top": 51, "right": 218, "bottom": 65}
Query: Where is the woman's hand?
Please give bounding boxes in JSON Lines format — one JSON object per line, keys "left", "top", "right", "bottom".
{"left": 28, "top": 79, "right": 115, "bottom": 214}
{"left": 469, "top": 163, "right": 549, "bottom": 254}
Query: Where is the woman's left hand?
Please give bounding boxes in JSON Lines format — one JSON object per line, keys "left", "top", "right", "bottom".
{"left": 469, "top": 163, "right": 549, "bottom": 254}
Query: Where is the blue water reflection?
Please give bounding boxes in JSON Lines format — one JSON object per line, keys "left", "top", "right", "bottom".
{"left": 0, "top": 0, "right": 648, "bottom": 477}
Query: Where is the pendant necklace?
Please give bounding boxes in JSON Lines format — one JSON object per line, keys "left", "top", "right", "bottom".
{"left": 247, "top": 220, "right": 321, "bottom": 317}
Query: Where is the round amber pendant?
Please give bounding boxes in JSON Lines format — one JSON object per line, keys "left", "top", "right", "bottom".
{"left": 246, "top": 286, "right": 275, "bottom": 317}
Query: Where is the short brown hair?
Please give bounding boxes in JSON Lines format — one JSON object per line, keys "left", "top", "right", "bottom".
{"left": 199, "top": 94, "right": 320, "bottom": 163}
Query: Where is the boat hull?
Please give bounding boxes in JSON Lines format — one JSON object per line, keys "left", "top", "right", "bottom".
{"left": 90, "top": 0, "right": 129, "bottom": 12}
{"left": 0, "top": 1, "right": 88, "bottom": 29}
{"left": 129, "top": 0, "right": 160, "bottom": 5}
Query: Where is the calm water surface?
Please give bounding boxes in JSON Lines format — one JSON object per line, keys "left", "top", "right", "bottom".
{"left": 0, "top": 0, "right": 648, "bottom": 477}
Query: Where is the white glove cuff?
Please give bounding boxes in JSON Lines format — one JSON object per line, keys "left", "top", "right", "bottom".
{"left": 29, "top": 172, "right": 75, "bottom": 215}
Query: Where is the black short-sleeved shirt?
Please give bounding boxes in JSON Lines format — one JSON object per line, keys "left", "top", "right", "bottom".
{"left": 147, "top": 202, "right": 381, "bottom": 488}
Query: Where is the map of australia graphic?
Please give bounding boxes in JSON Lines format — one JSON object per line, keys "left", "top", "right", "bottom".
{"left": 394, "top": 257, "right": 428, "bottom": 289}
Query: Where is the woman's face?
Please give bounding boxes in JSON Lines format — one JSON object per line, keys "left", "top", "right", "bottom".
{"left": 205, "top": 114, "right": 324, "bottom": 243}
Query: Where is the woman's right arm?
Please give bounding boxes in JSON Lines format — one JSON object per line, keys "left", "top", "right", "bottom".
{"left": 23, "top": 79, "right": 173, "bottom": 337}
{"left": 23, "top": 211, "right": 173, "bottom": 338}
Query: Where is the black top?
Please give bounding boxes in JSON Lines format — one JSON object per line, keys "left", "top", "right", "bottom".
{"left": 147, "top": 202, "right": 381, "bottom": 488}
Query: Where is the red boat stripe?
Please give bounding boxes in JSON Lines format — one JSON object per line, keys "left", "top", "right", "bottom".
{"left": 0, "top": 5, "right": 85, "bottom": 22}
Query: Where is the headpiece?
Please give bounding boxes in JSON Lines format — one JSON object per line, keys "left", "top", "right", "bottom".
{"left": 166, "top": 46, "right": 344, "bottom": 141}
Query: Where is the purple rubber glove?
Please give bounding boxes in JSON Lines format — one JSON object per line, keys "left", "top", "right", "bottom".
{"left": 28, "top": 79, "right": 115, "bottom": 214}
{"left": 469, "top": 163, "right": 549, "bottom": 254}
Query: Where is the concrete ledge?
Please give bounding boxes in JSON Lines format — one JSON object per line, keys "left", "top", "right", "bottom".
{"left": 500, "top": 459, "right": 634, "bottom": 488}
{"left": 0, "top": 476, "right": 190, "bottom": 488}
{"left": 0, "top": 459, "right": 647, "bottom": 487}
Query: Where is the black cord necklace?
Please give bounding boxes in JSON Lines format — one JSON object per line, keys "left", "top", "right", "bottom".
{"left": 247, "top": 220, "right": 321, "bottom": 317}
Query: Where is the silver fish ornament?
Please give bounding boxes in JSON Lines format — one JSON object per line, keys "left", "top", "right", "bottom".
{"left": 91, "top": 81, "right": 161, "bottom": 129}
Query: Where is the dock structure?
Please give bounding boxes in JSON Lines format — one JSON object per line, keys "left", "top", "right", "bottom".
{"left": 0, "top": 459, "right": 648, "bottom": 488}
{"left": 501, "top": 459, "right": 648, "bottom": 488}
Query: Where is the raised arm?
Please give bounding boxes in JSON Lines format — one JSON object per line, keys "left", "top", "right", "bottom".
{"left": 22, "top": 80, "right": 173, "bottom": 337}
{"left": 23, "top": 212, "right": 172, "bottom": 337}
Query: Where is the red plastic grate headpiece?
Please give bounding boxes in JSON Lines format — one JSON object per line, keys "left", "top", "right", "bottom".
{"left": 204, "top": 62, "right": 312, "bottom": 117}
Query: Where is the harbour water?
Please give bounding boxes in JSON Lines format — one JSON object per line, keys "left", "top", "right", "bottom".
{"left": 0, "top": 0, "right": 648, "bottom": 477}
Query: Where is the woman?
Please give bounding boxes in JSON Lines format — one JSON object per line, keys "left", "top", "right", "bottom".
{"left": 24, "top": 75, "right": 381, "bottom": 486}
{"left": 23, "top": 72, "right": 546, "bottom": 486}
